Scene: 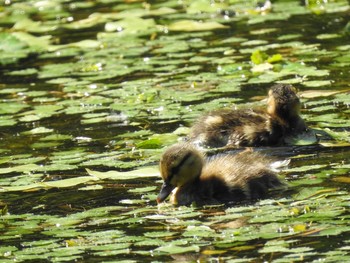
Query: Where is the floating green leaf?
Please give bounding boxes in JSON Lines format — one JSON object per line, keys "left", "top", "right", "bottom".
{"left": 22, "top": 127, "right": 54, "bottom": 135}
{"left": 0, "top": 0, "right": 350, "bottom": 262}
{"left": 187, "top": 0, "right": 228, "bottom": 14}
{"left": 86, "top": 166, "right": 159, "bottom": 180}
{"left": 155, "top": 244, "right": 200, "bottom": 254}
{"left": 302, "top": 80, "right": 332, "bottom": 87}
{"left": 284, "top": 130, "right": 318, "bottom": 146}
{"left": 168, "top": 20, "right": 228, "bottom": 31}
{"left": 105, "top": 17, "right": 156, "bottom": 34}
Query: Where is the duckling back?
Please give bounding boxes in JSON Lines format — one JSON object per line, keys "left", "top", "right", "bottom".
{"left": 188, "top": 108, "right": 285, "bottom": 147}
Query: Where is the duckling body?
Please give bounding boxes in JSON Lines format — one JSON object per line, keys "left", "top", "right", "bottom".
{"left": 157, "top": 143, "right": 283, "bottom": 206}
{"left": 189, "top": 84, "right": 307, "bottom": 147}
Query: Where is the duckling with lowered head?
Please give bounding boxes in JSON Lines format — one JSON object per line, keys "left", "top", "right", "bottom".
{"left": 157, "top": 143, "right": 284, "bottom": 206}
{"left": 188, "top": 84, "right": 308, "bottom": 148}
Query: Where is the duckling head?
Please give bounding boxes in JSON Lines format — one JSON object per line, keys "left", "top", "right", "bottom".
{"left": 267, "top": 84, "right": 301, "bottom": 120}
{"left": 157, "top": 143, "right": 204, "bottom": 203}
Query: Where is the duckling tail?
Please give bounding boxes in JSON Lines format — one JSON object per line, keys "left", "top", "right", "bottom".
{"left": 157, "top": 182, "right": 176, "bottom": 203}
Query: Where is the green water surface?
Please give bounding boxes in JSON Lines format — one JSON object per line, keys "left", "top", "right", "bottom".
{"left": 0, "top": 0, "right": 349, "bottom": 262}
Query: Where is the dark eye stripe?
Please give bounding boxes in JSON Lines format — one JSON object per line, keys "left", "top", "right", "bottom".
{"left": 168, "top": 152, "right": 191, "bottom": 183}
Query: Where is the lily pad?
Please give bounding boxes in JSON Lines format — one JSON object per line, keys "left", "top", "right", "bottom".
{"left": 155, "top": 244, "right": 200, "bottom": 254}
{"left": 105, "top": 17, "right": 157, "bottom": 35}
{"left": 284, "top": 130, "right": 318, "bottom": 146}
{"left": 22, "top": 127, "right": 54, "bottom": 135}
{"left": 302, "top": 80, "right": 332, "bottom": 87}
{"left": 168, "top": 20, "right": 228, "bottom": 31}
{"left": 86, "top": 166, "right": 159, "bottom": 180}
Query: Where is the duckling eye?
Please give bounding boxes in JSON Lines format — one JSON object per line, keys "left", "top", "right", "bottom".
{"left": 220, "top": 130, "right": 228, "bottom": 136}
{"left": 169, "top": 152, "right": 191, "bottom": 179}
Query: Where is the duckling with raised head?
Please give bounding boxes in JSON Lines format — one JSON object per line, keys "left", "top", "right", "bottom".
{"left": 189, "top": 84, "right": 307, "bottom": 148}
{"left": 157, "top": 143, "right": 284, "bottom": 206}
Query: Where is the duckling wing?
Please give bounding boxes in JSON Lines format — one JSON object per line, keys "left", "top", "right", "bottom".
{"left": 227, "top": 111, "right": 284, "bottom": 147}
{"left": 202, "top": 152, "right": 283, "bottom": 202}
{"left": 189, "top": 109, "right": 245, "bottom": 147}
{"left": 228, "top": 151, "right": 284, "bottom": 188}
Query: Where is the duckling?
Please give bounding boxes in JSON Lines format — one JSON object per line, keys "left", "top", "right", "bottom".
{"left": 188, "top": 84, "right": 308, "bottom": 147}
{"left": 157, "top": 143, "right": 284, "bottom": 206}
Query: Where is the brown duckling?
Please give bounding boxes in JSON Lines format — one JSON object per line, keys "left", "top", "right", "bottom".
{"left": 188, "top": 84, "right": 307, "bottom": 147}
{"left": 157, "top": 143, "right": 284, "bottom": 206}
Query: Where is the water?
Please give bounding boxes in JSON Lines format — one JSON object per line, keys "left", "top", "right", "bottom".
{"left": 0, "top": 0, "right": 349, "bottom": 262}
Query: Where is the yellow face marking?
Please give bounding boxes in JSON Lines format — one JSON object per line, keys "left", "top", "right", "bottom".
{"left": 168, "top": 153, "right": 202, "bottom": 187}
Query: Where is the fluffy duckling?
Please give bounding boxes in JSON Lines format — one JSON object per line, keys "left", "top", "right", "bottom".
{"left": 157, "top": 143, "right": 284, "bottom": 206}
{"left": 188, "top": 84, "right": 307, "bottom": 147}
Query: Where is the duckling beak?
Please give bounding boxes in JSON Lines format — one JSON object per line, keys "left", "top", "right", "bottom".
{"left": 157, "top": 182, "right": 175, "bottom": 203}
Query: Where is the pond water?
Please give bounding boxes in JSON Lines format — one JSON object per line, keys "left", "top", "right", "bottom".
{"left": 0, "top": 0, "right": 350, "bottom": 262}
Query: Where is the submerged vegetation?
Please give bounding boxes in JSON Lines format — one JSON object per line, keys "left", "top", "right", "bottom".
{"left": 0, "top": 0, "right": 349, "bottom": 261}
